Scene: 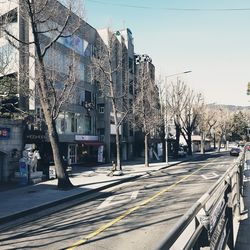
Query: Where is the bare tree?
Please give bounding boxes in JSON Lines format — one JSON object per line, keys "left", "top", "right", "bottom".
{"left": 92, "top": 29, "right": 129, "bottom": 171}
{"left": 132, "top": 61, "right": 161, "bottom": 167}
{"left": 1, "top": 0, "right": 83, "bottom": 188}
{"left": 166, "top": 79, "right": 190, "bottom": 157}
{"left": 179, "top": 90, "right": 203, "bottom": 155}
{"left": 197, "top": 105, "right": 217, "bottom": 154}
{"left": 214, "top": 107, "right": 234, "bottom": 151}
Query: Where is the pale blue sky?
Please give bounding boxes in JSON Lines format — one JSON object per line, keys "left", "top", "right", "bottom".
{"left": 84, "top": 0, "right": 250, "bottom": 106}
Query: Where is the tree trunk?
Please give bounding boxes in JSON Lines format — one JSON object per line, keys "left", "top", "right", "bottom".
{"left": 42, "top": 104, "right": 73, "bottom": 189}
{"left": 200, "top": 132, "right": 205, "bottom": 154}
{"left": 144, "top": 133, "right": 149, "bottom": 167}
{"left": 217, "top": 135, "right": 222, "bottom": 152}
{"left": 174, "top": 124, "right": 181, "bottom": 158}
{"left": 115, "top": 125, "right": 122, "bottom": 171}
{"left": 112, "top": 100, "right": 121, "bottom": 170}
{"left": 187, "top": 132, "right": 192, "bottom": 155}
{"left": 36, "top": 53, "right": 73, "bottom": 189}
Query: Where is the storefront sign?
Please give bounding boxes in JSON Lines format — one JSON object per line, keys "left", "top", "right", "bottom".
{"left": 24, "top": 130, "right": 46, "bottom": 143}
{"left": 0, "top": 127, "right": 10, "bottom": 139}
{"left": 75, "top": 135, "right": 98, "bottom": 141}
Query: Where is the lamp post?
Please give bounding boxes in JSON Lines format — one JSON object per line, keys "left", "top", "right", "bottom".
{"left": 164, "top": 70, "right": 192, "bottom": 165}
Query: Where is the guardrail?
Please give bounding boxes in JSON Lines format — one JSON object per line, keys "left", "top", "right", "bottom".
{"left": 156, "top": 151, "right": 245, "bottom": 250}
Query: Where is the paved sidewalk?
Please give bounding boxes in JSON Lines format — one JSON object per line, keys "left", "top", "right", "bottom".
{"left": 0, "top": 157, "right": 191, "bottom": 225}
{"left": 235, "top": 159, "right": 250, "bottom": 249}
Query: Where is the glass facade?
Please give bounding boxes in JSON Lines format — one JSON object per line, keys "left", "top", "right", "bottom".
{"left": 56, "top": 112, "right": 92, "bottom": 135}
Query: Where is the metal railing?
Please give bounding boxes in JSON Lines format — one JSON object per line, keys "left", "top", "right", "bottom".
{"left": 156, "top": 151, "right": 245, "bottom": 250}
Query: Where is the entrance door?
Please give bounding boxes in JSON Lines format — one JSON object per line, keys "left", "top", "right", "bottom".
{"left": 68, "top": 145, "right": 77, "bottom": 164}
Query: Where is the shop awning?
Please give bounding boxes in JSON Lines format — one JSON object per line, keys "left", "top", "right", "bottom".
{"left": 83, "top": 141, "right": 104, "bottom": 147}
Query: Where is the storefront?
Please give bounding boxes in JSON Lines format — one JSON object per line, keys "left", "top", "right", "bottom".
{"left": 74, "top": 135, "right": 104, "bottom": 166}
{"left": 0, "top": 120, "right": 23, "bottom": 182}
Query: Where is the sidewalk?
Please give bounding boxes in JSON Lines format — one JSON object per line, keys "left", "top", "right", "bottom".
{"left": 0, "top": 157, "right": 190, "bottom": 226}
{"left": 235, "top": 159, "right": 250, "bottom": 249}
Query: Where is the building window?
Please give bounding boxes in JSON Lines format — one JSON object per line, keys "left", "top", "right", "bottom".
{"left": 79, "top": 91, "right": 85, "bottom": 106}
{"left": 98, "top": 104, "right": 104, "bottom": 113}
{"left": 129, "top": 57, "right": 133, "bottom": 73}
{"left": 0, "top": 8, "right": 18, "bottom": 25}
{"left": 129, "top": 122, "right": 134, "bottom": 136}
{"left": 129, "top": 80, "right": 134, "bottom": 95}
{"left": 0, "top": 8, "right": 17, "bottom": 38}
{"left": 79, "top": 62, "right": 85, "bottom": 81}
{"left": 98, "top": 128, "right": 105, "bottom": 141}
{"left": 71, "top": 114, "right": 77, "bottom": 133}
{"left": 84, "top": 115, "right": 91, "bottom": 135}
{"left": 0, "top": 44, "right": 15, "bottom": 68}
{"left": 85, "top": 90, "right": 91, "bottom": 103}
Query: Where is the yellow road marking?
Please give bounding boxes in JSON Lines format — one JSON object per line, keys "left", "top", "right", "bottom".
{"left": 67, "top": 160, "right": 216, "bottom": 249}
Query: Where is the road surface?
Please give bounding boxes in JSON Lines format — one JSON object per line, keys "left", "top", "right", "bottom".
{"left": 0, "top": 152, "right": 237, "bottom": 250}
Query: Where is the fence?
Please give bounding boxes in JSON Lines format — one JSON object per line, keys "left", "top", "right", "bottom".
{"left": 156, "top": 151, "right": 245, "bottom": 250}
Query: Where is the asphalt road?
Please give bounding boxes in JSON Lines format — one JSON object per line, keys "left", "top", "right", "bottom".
{"left": 0, "top": 152, "right": 238, "bottom": 250}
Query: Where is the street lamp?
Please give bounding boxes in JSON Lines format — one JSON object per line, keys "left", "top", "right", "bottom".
{"left": 164, "top": 70, "right": 192, "bottom": 165}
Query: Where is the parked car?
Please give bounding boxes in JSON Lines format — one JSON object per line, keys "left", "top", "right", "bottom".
{"left": 230, "top": 147, "right": 241, "bottom": 156}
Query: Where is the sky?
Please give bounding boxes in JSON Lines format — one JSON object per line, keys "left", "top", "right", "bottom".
{"left": 84, "top": 0, "right": 250, "bottom": 106}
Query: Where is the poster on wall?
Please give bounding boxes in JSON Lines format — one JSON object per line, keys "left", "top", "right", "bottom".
{"left": 98, "top": 145, "right": 104, "bottom": 163}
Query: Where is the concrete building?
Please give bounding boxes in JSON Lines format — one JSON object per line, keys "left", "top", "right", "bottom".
{"left": 134, "top": 54, "right": 159, "bottom": 158}
{"left": 0, "top": 1, "right": 154, "bottom": 182}
{"left": 0, "top": 1, "right": 102, "bottom": 179}
{"left": 96, "top": 28, "right": 136, "bottom": 162}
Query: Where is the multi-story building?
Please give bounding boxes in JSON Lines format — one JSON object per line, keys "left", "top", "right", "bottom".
{"left": 0, "top": 1, "right": 154, "bottom": 182}
{"left": 134, "top": 54, "right": 159, "bottom": 158}
{"left": 96, "top": 28, "right": 135, "bottom": 162}
{"left": 0, "top": 1, "right": 102, "bottom": 180}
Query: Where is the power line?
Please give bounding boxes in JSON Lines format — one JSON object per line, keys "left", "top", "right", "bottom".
{"left": 86, "top": 0, "right": 250, "bottom": 12}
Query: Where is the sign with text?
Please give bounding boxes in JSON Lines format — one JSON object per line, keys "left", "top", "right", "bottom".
{"left": 75, "top": 135, "right": 98, "bottom": 141}
{"left": 24, "top": 130, "right": 46, "bottom": 143}
{"left": 0, "top": 127, "right": 10, "bottom": 139}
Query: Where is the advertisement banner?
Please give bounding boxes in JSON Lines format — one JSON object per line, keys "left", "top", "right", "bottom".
{"left": 98, "top": 145, "right": 104, "bottom": 163}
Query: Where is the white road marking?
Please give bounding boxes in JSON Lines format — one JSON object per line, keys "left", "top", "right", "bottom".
{"left": 97, "top": 191, "right": 139, "bottom": 209}
{"left": 201, "top": 172, "right": 219, "bottom": 180}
